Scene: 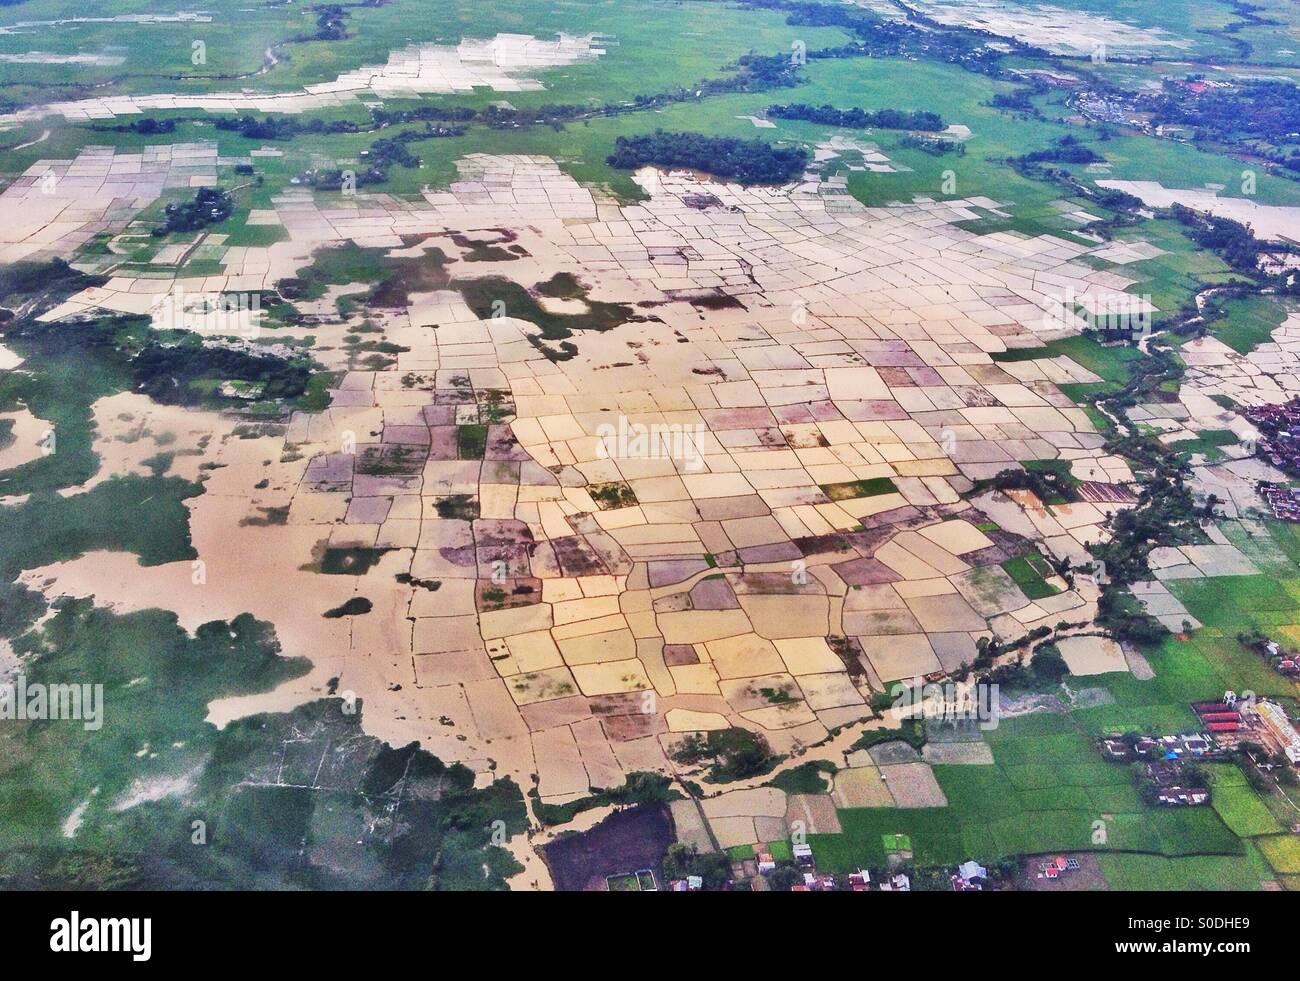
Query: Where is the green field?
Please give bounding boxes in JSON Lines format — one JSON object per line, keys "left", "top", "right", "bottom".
{"left": 809, "top": 714, "right": 1245, "bottom": 873}
{"left": 4, "top": 0, "right": 1300, "bottom": 896}
{"left": 808, "top": 528, "right": 1300, "bottom": 887}
{"left": 1002, "top": 554, "right": 1061, "bottom": 600}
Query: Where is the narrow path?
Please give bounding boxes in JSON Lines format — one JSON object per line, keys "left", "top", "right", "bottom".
{"left": 11, "top": 128, "right": 49, "bottom": 151}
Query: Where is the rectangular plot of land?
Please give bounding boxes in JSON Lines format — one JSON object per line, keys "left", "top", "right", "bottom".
{"left": 867, "top": 740, "right": 922, "bottom": 765}
{"left": 832, "top": 765, "right": 895, "bottom": 808}
{"left": 1180, "top": 544, "right": 1257, "bottom": 578}
{"left": 880, "top": 762, "right": 948, "bottom": 808}
{"left": 863, "top": 633, "right": 941, "bottom": 681}
{"left": 922, "top": 741, "right": 995, "bottom": 765}
{"left": 669, "top": 799, "right": 713, "bottom": 852}
{"left": 709, "top": 814, "right": 759, "bottom": 848}
{"left": 1056, "top": 634, "right": 1128, "bottom": 676}
{"left": 785, "top": 793, "right": 843, "bottom": 835}
{"left": 904, "top": 593, "right": 987, "bottom": 632}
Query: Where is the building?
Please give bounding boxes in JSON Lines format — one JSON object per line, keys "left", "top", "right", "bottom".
{"left": 952, "top": 860, "right": 989, "bottom": 891}
{"left": 1259, "top": 483, "right": 1300, "bottom": 522}
{"left": 1133, "top": 736, "right": 1160, "bottom": 758}
{"left": 1258, "top": 700, "right": 1300, "bottom": 764}
{"left": 957, "top": 860, "right": 988, "bottom": 883}
{"left": 1101, "top": 738, "right": 1131, "bottom": 761}
{"left": 1157, "top": 786, "right": 1210, "bottom": 806}
{"left": 1193, "top": 700, "right": 1246, "bottom": 744}
{"left": 1245, "top": 400, "right": 1300, "bottom": 478}
{"left": 1035, "top": 855, "right": 1078, "bottom": 881}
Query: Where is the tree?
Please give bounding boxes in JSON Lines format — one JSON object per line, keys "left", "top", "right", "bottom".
{"left": 661, "top": 843, "right": 731, "bottom": 890}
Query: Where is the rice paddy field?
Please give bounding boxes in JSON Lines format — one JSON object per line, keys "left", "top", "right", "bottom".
{"left": 809, "top": 714, "right": 1244, "bottom": 871}
{"left": 2, "top": 0, "right": 1300, "bottom": 899}
{"left": 806, "top": 523, "right": 1300, "bottom": 889}
{"left": 0, "top": 0, "right": 851, "bottom": 103}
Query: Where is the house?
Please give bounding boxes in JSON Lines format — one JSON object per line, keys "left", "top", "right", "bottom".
{"left": 879, "top": 873, "right": 910, "bottom": 892}
{"left": 1156, "top": 786, "right": 1210, "bottom": 806}
{"left": 797, "top": 871, "right": 836, "bottom": 891}
{"left": 952, "top": 861, "right": 989, "bottom": 891}
{"left": 1258, "top": 700, "right": 1300, "bottom": 763}
{"left": 1245, "top": 400, "right": 1300, "bottom": 481}
{"left": 847, "top": 869, "right": 870, "bottom": 892}
{"left": 957, "top": 860, "right": 988, "bottom": 884}
{"left": 1149, "top": 733, "right": 1215, "bottom": 759}
{"left": 757, "top": 853, "right": 776, "bottom": 874}
{"left": 1038, "top": 855, "right": 1080, "bottom": 879}
{"left": 1101, "top": 738, "right": 1131, "bottom": 761}
{"left": 1149, "top": 761, "right": 1177, "bottom": 782}
{"left": 792, "top": 842, "right": 814, "bottom": 867}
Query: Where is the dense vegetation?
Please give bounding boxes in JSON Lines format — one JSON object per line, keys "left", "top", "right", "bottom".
{"left": 1152, "top": 79, "right": 1300, "bottom": 170}
{"left": 214, "top": 114, "right": 362, "bottom": 140}
{"left": 979, "top": 461, "right": 1080, "bottom": 506}
{"left": 132, "top": 341, "right": 312, "bottom": 406}
{"left": 1085, "top": 345, "right": 1212, "bottom": 645}
{"left": 1170, "top": 203, "right": 1267, "bottom": 276}
{"left": 767, "top": 102, "right": 944, "bottom": 131}
{"left": 1016, "top": 135, "right": 1106, "bottom": 166}
{"left": 0, "top": 620, "right": 528, "bottom": 891}
{"left": 0, "top": 258, "right": 105, "bottom": 318}
{"left": 298, "top": 3, "right": 349, "bottom": 42}
{"left": 607, "top": 131, "right": 809, "bottom": 185}
{"left": 661, "top": 842, "right": 733, "bottom": 890}
{"left": 298, "top": 127, "right": 464, "bottom": 191}
{"left": 671, "top": 727, "right": 780, "bottom": 782}
{"left": 765, "top": 0, "right": 1049, "bottom": 78}
{"left": 531, "top": 772, "right": 679, "bottom": 826}
{"left": 153, "top": 187, "right": 234, "bottom": 238}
